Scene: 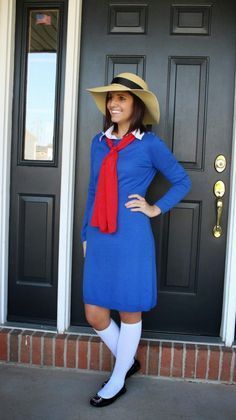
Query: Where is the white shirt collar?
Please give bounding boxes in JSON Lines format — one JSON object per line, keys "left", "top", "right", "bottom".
{"left": 99, "top": 125, "right": 145, "bottom": 142}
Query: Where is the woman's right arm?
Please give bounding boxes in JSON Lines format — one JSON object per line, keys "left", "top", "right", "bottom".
{"left": 80, "top": 136, "right": 97, "bottom": 255}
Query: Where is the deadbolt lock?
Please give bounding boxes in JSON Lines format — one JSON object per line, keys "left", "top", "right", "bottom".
{"left": 214, "top": 155, "right": 226, "bottom": 173}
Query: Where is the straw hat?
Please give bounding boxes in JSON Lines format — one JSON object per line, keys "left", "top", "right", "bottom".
{"left": 87, "top": 72, "right": 160, "bottom": 124}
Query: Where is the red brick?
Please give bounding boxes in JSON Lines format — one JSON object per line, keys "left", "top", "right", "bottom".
{"left": 78, "top": 336, "right": 90, "bottom": 369}
{"left": 43, "top": 333, "right": 55, "bottom": 366}
{"left": 20, "top": 330, "right": 33, "bottom": 364}
{"left": 148, "top": 341, "right": 159, "bottom": 375}
{"left": 208, "top": 346, "right": 221, "bottom": 380}
{"left": 185, "top": 344, "right": 196, "bottom": 379}
{"left": 55, "top": 334, "right": 67, "bottom": 367}
{"left": 101, "top": 342, "right": 112, "bottom": 372}
{"left": 0, "top": 328, "right": 13, "bottom": 333}
{"left": 111, "top": 354, "right": 115, "bottom": 369}
{"left": 2, "top": 328, "right": 236, "bottom": 385}
{"left": 220, "top": 347, "right": 233, "bottom": 382}
{"left": 196, "top": 345, "right": 208, "bottom": 380}
{"left": 66, "top": 335, "right": 77, "bottom": 368}
{"left": 0, "top": 330, "right": 9, "bottom": 361}
{"left": 233, "top": 350, "right": 236, "bottom": 383}
{"left": 160, "top": 343, "right": 172, "bottom": 377}
{"left": 9, "top": 330, "right": 20, "bottom": 362}
{"left": 1, "top": 328, "right": 7, "bottom": 334}
{"left": 172, "top": 343, "right": 183, "bottom": 378}
{"left": 136, "top": 339, "right": 147, "bottom": 375}
{"left": 32, "top": 332, "right": 44, "bottom": 365}
{"left": 89, "top": 336, "right": 100, "bottom": 370}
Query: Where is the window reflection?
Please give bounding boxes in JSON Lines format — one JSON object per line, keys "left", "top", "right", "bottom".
{"left": 24, "top": 10, "right": 59, "bottom": 161}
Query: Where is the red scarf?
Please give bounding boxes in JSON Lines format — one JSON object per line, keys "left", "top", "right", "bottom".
{"left": 90, "top": 132, "right": 136, "bottom": 233}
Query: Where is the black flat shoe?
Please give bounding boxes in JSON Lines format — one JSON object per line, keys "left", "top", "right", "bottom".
{"left": 101, "top": 358, "right": 141, "bottom": 388}
{"left": 90, "top": 384, "right": 127, "bottom": 407}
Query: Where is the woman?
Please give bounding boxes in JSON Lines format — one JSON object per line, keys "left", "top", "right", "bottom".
{"left": 81, "top": 73, "right": 191, "bottom": 407}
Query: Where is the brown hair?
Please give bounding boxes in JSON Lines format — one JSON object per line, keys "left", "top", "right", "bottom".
{"left": 104, "top": 92, "right": 147, "bottom": 135}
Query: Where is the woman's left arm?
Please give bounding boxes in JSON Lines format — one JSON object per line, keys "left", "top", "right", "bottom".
{"left": 150, "top": 136, "right": 191, "bottom": 214}
{"left": 125, "top": 135, "right": 191, "bottom": 217}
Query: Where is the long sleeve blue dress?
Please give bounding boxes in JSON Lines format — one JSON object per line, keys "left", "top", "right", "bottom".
{"left": 81, "top": 130, "right": 191, "bottom": 312}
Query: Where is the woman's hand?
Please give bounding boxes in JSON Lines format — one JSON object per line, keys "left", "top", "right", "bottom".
{"left": 125, "top": 194, "right": 161, "bottom": 218}
{"left": 83, "top": 241, "right": 87, "bottom": 258}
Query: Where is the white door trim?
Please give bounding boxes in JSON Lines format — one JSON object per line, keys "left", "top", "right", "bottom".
{"left": 57, "top": 0, "right": 83, "bottom": 332}
{"left": 0, "top": 0, "right": 16, "bottom": 324}
{"left": 220, "top": 73, "right": 236, "bottom": 346}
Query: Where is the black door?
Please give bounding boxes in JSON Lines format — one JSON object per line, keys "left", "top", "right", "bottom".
{"left": 8, "top": 0, "right": 68, "bottom": 324}
{"left": 72, "top": 0, "right": 236, "bottom": 336}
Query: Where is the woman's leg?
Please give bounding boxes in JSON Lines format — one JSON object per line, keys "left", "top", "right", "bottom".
{"left": 119, "top": 312, "right": 142, "bottom": 323}
{"left": 96, "top": 311, "right": 142, "bottom": 399}
{"left": 84, "top": 304, "right": 120, "bottom": 357}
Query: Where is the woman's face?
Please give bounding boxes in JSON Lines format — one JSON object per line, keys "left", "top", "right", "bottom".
{"left": 107, "top": 91, "right": 134, "bottom": 127}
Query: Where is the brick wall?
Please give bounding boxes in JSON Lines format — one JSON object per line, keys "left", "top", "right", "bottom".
{"left": 0, "top": 328, "right": 235, "bottom": 383}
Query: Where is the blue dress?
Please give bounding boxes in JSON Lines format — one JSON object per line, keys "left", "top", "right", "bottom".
{"left": 81, "top": 131, "right": 191, "bottom": 312}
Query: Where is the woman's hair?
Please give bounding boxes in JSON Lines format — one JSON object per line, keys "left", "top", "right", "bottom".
{"left": 104, "top": 91, "right": 147, "bottom": 134}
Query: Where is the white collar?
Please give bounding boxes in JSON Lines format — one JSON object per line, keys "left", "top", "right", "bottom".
{"left": 99, "top": 125, "right": 145, "bottom": 141}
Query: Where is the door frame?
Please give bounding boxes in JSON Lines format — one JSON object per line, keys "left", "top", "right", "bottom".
{"left": 0, "top": 0, "right": 235, "bottom": 345}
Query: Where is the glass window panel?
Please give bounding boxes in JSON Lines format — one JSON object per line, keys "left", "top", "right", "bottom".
{"left": 24, "top": 9, "right": 59, "bottom": 161}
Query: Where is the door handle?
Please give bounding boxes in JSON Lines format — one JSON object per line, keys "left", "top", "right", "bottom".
{"left": 213, "top": 198, "right": 223, "bottom": 238}
{"left": 213, "top": 180, "right": 225, "bottom": 238}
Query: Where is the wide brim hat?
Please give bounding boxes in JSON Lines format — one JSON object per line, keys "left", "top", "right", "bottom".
{"left": 87, "top": 72, "right": 160, "bottom": 125}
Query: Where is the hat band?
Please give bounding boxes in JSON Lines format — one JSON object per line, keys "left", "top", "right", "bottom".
{"left": 111, "top": 77, "right": 143, "bottom": 90}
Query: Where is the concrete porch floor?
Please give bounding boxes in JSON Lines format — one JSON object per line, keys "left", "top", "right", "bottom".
{"left": 0, "top": 363, "right": 235, "bottom": 420}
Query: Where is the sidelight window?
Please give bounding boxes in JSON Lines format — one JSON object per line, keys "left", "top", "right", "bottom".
{"left": 23, "top": 9, "right": 59, "bottom": 162}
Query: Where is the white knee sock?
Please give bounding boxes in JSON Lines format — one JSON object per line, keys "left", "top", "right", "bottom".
{"left": 97, "top": 320, "right": 142, "bottom": 399}
{"left": 94, "top": 318, "right": 120, "bottom": 357}
{"left": 94, "top": 318, "right": 135, "bottom": 370}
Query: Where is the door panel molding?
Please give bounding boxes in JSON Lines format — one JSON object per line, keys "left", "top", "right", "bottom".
{"left": 108, "top": 3, "right": 148, "bottom": 34}
{"left": 18, "top": 194, "right": 54, "bottom": 285}
{"left": 170, "top": 4, "right": 212, "bottom": 36}
{"left": 106, "top": 55, "right": 146, "bottom": 82}
{"left": 167, "top": 56, "right": 208, "bottom": 170}
{"left": 163, "top": 201, "right": 201, "bottom": 294}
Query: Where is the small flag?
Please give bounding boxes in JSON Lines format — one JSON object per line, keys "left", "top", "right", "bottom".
{"left": 35, "top": 13, "right": 51, "bottom": 25}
